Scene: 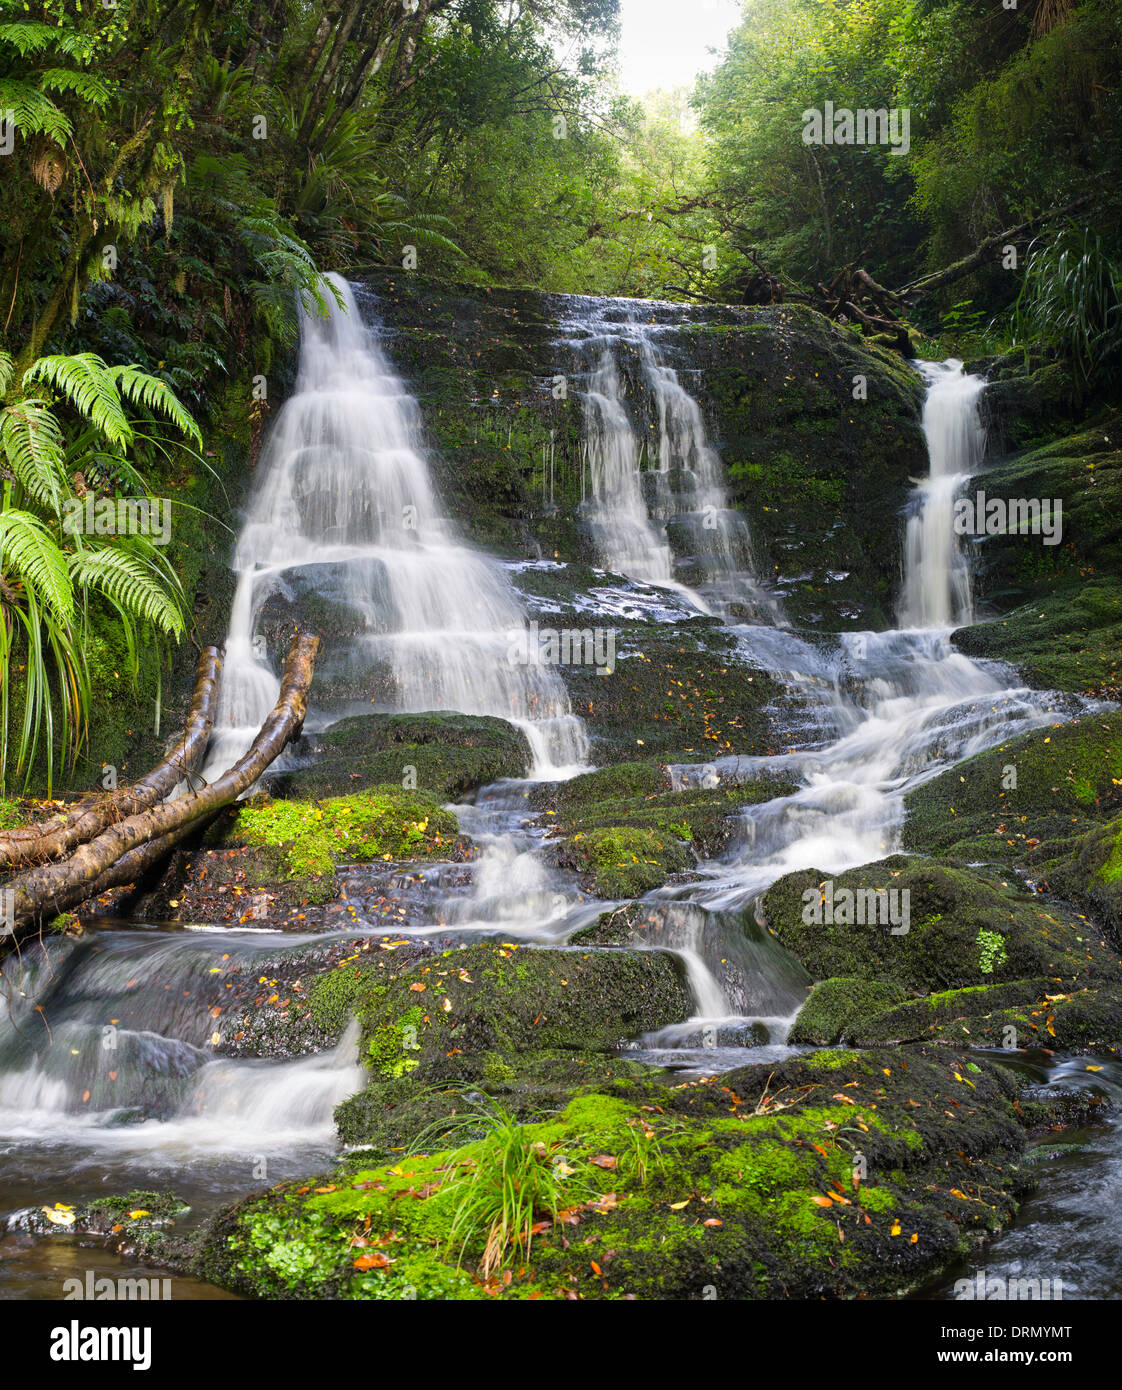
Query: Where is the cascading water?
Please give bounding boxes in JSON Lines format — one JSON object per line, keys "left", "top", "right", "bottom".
{"left": 203, "top": 274, "right": 587, "bottom": 782}
{"left": 564, "top": 306, "right": 779, "bottom": 622}
{"left": 899, "top": 359, "right": 985, "bottom": 629}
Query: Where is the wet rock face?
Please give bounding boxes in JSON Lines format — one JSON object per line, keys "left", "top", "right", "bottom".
{"left": 273, "top": 712, "right": 533, "bottom": 802}
{"left": 358, "top": 271, "right": 927, "bottom": 633}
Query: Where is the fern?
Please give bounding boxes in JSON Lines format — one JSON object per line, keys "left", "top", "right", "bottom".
{"left": 0, "top": 510, "right": 74, "bottom": 620}
{"left": 0, "top": 399, "right": 68, "bottom": 516}
{"left": 68, "top": 545, "right": 185, "bottom": 639}
{"left": 22, "top": 354, "right": 135, "bottom": 447}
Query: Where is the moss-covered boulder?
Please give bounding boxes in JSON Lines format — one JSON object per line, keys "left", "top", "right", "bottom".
{"left": 187, "top": 1047, "right": 1042, "bottom": 1300}
{"left": 788, "top": 977, "right": 910, "bottom": 1045}
{"left": 557, "top": 825, "right": 694, "bottom": 897}
{"left": 951, "top": 412, "right": 1122, "bottom": 698}
{"left": 348, "top": 942, "right": 689, "bottom": 1087}
{"left": 537, "top": 758, "right": 796, "bottom": 859}
{"left": 277, "top": 712, "right": 533, "bottom": 801}
{"left": 120, "top": 789, "right": 462, "bottom": 929}
{"left": 556, "top": 618, "right": 783, "bottom": 765}
{"left": 841, "top": 978, "right": 1122, "bottom": 1055}
{"left": 902, "top": 712, "right": 1122, "bottom": 860}
{"left": 1033, "top": 815, "right": 1122, "bottom": 939}
{"left": 762, "top": 856, "right": 1119, "bottom": 995}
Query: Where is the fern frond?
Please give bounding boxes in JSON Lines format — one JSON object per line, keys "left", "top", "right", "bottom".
{"left": 0, "top": 79, "right": 71, "bottom": 142}
{"left": 22, "top": 353, "right": 133, "bottom": 447}
{"left": 0, "top": 398, "right": 68, "bottom": 515}
{"left": 0, "top": 20, "right": 59, "bottom": 55}
{"left": 0, "top": 508, "right": 74, "bottom": 620}
{"left": 0, "top": 351, "right": 13, "bottom": 400}
{"left": 107, "top": 366, "right": 202, "bottom": 445}
{"left": 37, "top": 68, "right": 112, "bottom": 106}
{"left": 67, "top": 546, "right": 185, "bottom": 638}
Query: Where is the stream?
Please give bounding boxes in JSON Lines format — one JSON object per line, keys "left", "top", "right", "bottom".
{"left": 1, "top": 287, "right": 1115, "bottom": 1299}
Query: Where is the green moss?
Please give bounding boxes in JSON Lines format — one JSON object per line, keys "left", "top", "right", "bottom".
{"left": 306, "top": 965, "right": 372, "bottom": 1035}
{"left": 221, "top": 788, "right": 460, "bottom": 879}
{"left": 789, "top": 978, "right": 910, "bottom": 1045}
{"left": 763, "top": 856, "right": 1117, "bottom": 995}
{"left": 277, "top": 713, "right": 532, "bottom": 801}
{"left": 190, "top": 1046, "right": 1035, "bottom": 1300}
{"left": 902, "top": 713, "right": 1122, "bottom": 859}
{"left": 564, "top": 825, "right": 693, "bottom": 898}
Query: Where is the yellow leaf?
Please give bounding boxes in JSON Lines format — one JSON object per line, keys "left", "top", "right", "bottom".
{"left": 669, "top": 1200, "right": 690, "bottom": 1210}
{"left": 890, "top": 1221, "right": 902, "bottom": 1236}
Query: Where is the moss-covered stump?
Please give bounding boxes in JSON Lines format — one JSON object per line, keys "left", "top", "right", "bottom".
{"left": 276, "top": 713, "right": 532, "bottom": 801}
{"left": 350, "top": 942, "right": 689, "bottom": 1086}
{"left": 115, "top": 789, "right": 464, "bottom": 929}
{"left": 902, "top": 712, "right": 1122, "bottom": 861}
{"left": 762, "top": 856, "right": 1120, "bottom": 995}
{"left": 536, "top": 759, "right": 796, "bottom": 860}
{"left": 189, "top": 1047, "right": 1043, "bottom": 1300}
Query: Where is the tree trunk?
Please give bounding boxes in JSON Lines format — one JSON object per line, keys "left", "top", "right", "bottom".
{"left": 2, "top": 632, "right": 318, "bottom": 936}
{"left": 0, "top": 646, "right": 222, "bottom": 870}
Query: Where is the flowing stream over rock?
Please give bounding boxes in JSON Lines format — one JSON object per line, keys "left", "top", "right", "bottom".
{"left": 0, "top": 299, "right": 1113, "bottom": 1297}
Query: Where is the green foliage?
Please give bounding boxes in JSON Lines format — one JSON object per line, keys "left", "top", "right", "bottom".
{"left": 1013, "top": 225, "right": 1122, "bottom": 393}
{"left": 0, "top": 349, "right": 194, "bottom": 791}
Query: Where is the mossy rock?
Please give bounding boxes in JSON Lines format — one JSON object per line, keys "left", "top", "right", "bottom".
{"left": 276, "top": 713, "right": 533, "bottom": 801}
{"left": 187, "top": 1046, "right": 1038, "bottom": 1300}
{"left": 902, "top": 712, "right": 1122, "bottom": 860}
{"left": 349, "top": 942, "right": 690, "bottom": 1085}
{"left": 210, "top": 787, "right": 462, "bottom": 878}
{"left": 841, "top": 977, "right": 1122, "bottom": 1054}
{"left": 951, "top": 412, "right": 1122, "bottom": 697}
{"left": 557, "top": 825, "right": 694, "bottom": 898}
{"left": 1033, "top": 816, "right": 1122, "bottom": 940}
{"left": 762, "top": 856, "right": 1120, "bottom": 995}
{"left": 538, "top": 759, "right": 797, "bottom": 859}
{"left": 788, "top": 977, "right": 910, "bottom": 1045}
{"left": 334, "top": 1051, "right": 658, "bottom": 1154}
{"left": 557, "top": 619, "right": 783, "bottom": 765}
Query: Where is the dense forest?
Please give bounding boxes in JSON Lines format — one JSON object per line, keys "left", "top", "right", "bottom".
{"left": 1, "top": 0, "right": 1121, "bottom": 1324}
{"left": 1, "top": 0, "right": 1120, "bottom": 788}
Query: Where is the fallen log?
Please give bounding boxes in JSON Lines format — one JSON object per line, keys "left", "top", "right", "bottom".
{"left": 2, "top": 631, "right": 318, "bottom": 936}
{"left": 0, "top": 646, "right": 223, "bottom": 871}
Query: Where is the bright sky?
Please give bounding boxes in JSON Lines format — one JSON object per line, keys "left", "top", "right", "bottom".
{"left": 617, "top": 0, "right": 743, "bottom": 96}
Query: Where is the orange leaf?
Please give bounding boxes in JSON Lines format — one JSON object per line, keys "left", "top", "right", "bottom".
{"left": 353, "top": 1253, "right": 392, "bottom": 1270}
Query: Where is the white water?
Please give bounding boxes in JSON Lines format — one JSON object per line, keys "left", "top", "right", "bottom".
{"left": 202, "top": 274, "right": 587, "bottom": 781}
{"left": 899, "top": 359, "right": 985, "bottom": 629}
{"left": 568, "top": 310, "right": 780, "bottom": 622}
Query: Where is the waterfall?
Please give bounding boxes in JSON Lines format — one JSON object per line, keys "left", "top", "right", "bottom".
{"left": 203, "top": 274, "right": 587, "bottom": 781}
{"left": 566, "top": 308, "right": 778, "bottom": 621}
{"left": 899, "top": 359, "right": 985, "bottom": 629}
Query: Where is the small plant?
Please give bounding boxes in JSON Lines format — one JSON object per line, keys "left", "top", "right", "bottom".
{"left": 440, "top": 1100, "right": 587, "bottom": 1278}
{"left": 977, "top": 927, "right": 1008, "bottom": 976}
